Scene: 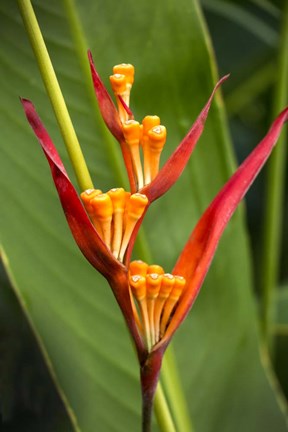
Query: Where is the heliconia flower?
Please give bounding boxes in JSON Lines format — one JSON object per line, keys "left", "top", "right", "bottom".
{"left": 21, "top": 55, "right": 288, "bottom": 431}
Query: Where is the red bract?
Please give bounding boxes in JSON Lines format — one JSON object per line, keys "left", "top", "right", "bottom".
{"left": 158, "top": 106, "right": 288, "bottom": 349}
{"left": 21, "top": 98, "right": 145, "bottom": 358}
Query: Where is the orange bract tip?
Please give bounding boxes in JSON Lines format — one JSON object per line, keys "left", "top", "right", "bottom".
{"left": 90, "top": 193, "right": 113, "bottom": 219}
{"left": 129, "top": 260, "right": 148, "bottom": 276}
{"left": 129, "top": 274, "right": 146, "bottom": 301}
{"left": 109, "top": 73, "right": 127, "bottom": 94}
{"left": 147, "top": 264, "right": 164, "bottom": 275}
{"left": 113, "top": 63, "right": 135, "bottom": 85}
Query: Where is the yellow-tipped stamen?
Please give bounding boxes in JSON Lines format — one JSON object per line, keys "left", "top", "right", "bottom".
{"left": 160, "top": 276, "right": 186, "bottom": 338}
{"left": 90, "top": 193, "right": 113, "bottom": 248}
{"left": 123, "top": 120, "right": 144, "bottom": 189}
{"left": 141, "top": 115, "right": 160, "bottom": 185}
{"left": 154, "top": 273, "right": 175, "bottom": 343}
{"left": 147, "top": 125, "right": 167, "bottom": 181}
{"left": 129, "top": 260, "right": 149, "bottom": 277}
{"left": 129, "top": 274, "right": 151, "bottom": 350}
{"left": 146, "top": 273, "right": 162, "bottom": 345}
{"left": 119, "top": 193, "right": 148, "bottom": 262}
{"left": 107, "top": 188, "right": 126, "bottom": 258}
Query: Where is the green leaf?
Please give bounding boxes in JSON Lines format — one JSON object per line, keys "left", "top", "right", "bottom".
{"left": 0, "top": 252, "right": 73, "bottom": 431}
{"left": 0, "top": 0, "right": 287, "bottom": 431}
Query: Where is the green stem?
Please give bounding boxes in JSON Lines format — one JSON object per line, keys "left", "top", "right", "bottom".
{"left": 17, "top": 0, "right": 93, "bottom": 191}
{"left": 261, "top": 0, "right": 288, "bottom": 348}
{"left": 154, "top": 382, "right": 176, "bottom": 432}
{"left": 161, "top": 347, "right": 194, "bottom": 431}
{"left": 62, "top": 0, "right": 128, "bottom": 189}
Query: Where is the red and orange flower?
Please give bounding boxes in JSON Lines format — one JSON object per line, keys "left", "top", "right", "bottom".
{"left": 21, "top": 51, "right": 288, "bottom": 428}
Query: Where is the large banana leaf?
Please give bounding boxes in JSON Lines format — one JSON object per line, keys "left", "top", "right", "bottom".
{"left": 0, "top": 0, "right": 287, "bottom": 431}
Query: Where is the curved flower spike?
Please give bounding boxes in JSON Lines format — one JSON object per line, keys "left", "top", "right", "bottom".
{"left": 20, "top": 98, "right": 145, "bottom": 357}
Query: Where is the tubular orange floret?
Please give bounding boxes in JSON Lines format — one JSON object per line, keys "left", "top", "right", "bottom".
{"left": 118, "top": 193, "right": 148, "bottom": 262}
{"left": 148, "top": 125, "right": 167, "bottom": 181}
{"left": 148, "top": 125, "right": 167, "bottom": 149}
{"left": 160, "top": 275, "right": 186, "bottom": 338}
{"left": 113, "top": 63, "right": 135, "bottom": 86}
{"left": 80, "top": 189, "right": 104, "bottom": 237}
{"left": 142, "top": 115, "right": 161, "bottom": 135}
{"left": 146, "top": 273, "right": 163, "bottom": 345}
{"left": 129, "top": 274, "right": 146, "bottom": 301}
{"left": 129, "top": 274, "right": 151, "bottom": 349}
{"left": 158, "top": 273, "right": 175, "bottom": 300}
{"left": 146, "top": 273, "right": 162, "bottom": 300}
{"left": 129, "top": 260, "right": 149, "bottom": 277}
{"left": 109, "top": 73, "right": 127, "bottom": 95}
{"left": 122, "top": 120, "right": 141, "bottom": 143}
{"left": 154, "top": 273, "right": 175, "bottom": 343}
{"left": 108, "top": 187, "right": 126, "bottom": 209}
{"left": 141, "top": 116, "right": 161, "bottom": 186}
{"left": 80, "top": 188, "right": 102, "bottom": 215}
{"left": 128, "top": 261, "right": 186, "bottom": 349}
{"left": 147, "top": 264, "right": 164, "bottom": 275}
{"left": 169, "top": 275, "right": 186, "bottom": 300}
{"left": 90, "top": 193, "right": 113, "bottom": 248}
{"left": 123, "top": 120, "right": 144, "bottom": 189}
{"left": 108, "top": 188, "right": 126, "bottom": 258}
{"left": 126, "top": 193, "right": 148, "bottom": 219}
{"left": 113, "top": 64, "right": 134, "bottom": 121}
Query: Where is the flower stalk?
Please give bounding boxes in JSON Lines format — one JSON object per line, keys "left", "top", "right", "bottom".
{"left": 17, "top": 0, "right": 93, "bottom": 191}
